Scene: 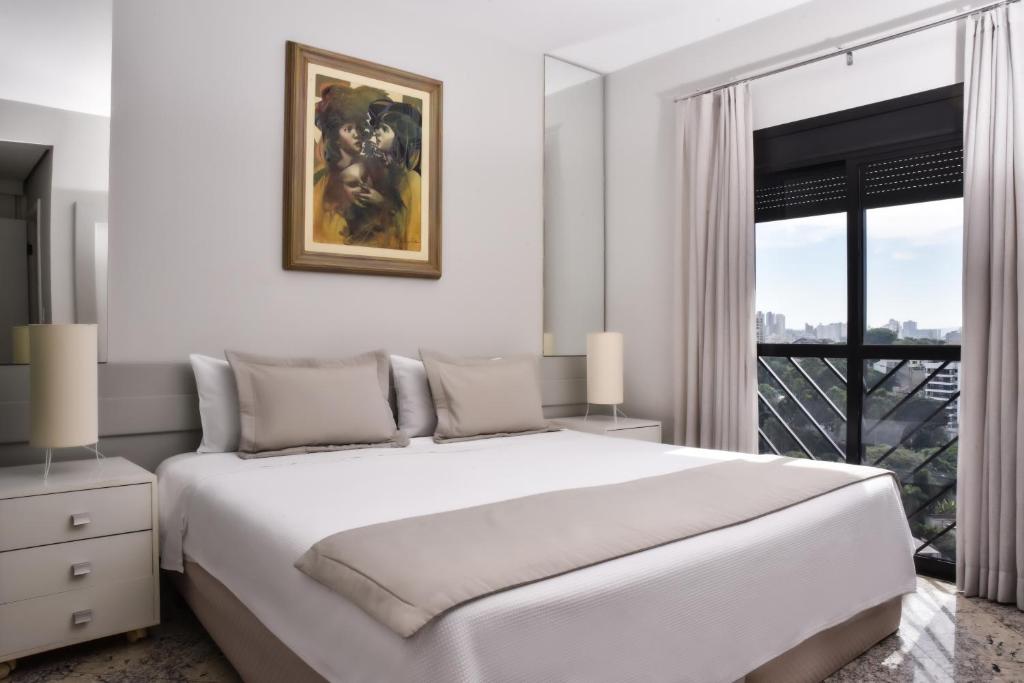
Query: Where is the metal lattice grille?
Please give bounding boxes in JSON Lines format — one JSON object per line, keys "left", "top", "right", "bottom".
{"left": 757, "top": 355, "right": 959, "bottom": 565}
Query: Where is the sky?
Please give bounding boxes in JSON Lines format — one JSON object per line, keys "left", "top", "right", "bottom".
{"left": 755, "top": 197, "right": 963, "bottom": 331}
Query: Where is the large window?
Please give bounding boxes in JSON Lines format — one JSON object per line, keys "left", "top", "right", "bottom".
{"left": 753, "top": 85, "right": 963, "bottom": 580}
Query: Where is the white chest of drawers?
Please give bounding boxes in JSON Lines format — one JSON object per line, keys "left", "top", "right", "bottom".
{"left": 0, "top": 458, "right": 159, "bottom": 678}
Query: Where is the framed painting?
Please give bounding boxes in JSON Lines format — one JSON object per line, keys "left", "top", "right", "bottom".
{"left": 284, "top": 41, "right": 442, "bottom": 278}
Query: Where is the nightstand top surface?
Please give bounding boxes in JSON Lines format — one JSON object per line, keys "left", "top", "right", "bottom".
{"left": 0, "top": 457, "right": 154, "bottom": 499}
{"left": 553, "top": 415, "right": 661, "bottom": 430}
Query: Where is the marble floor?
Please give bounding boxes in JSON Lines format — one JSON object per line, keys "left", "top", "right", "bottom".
{"left": 6, "top": 576, "right": 1023, "bottom": 682}
{"left": 826, "top": 577, "right": 1024, "bottom": 682}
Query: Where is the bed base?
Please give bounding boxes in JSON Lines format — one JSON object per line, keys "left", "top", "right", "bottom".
{"left": 171, "top": 564, "right": 326, "bottom": 683}
{"left": 171, "top": 562, "right": 901, "bottom": 683}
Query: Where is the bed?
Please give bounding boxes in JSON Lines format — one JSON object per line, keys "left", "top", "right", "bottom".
{"left": 157, "top": 429, "right": 916, "bottom": 683}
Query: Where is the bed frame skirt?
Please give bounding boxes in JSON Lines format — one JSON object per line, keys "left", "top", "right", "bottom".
{"left": 171, "top": 562, "right": 902, "bottom": 683}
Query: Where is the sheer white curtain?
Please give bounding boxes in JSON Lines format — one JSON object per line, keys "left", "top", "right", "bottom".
{"left": 673, "top": 84, "right": 758, "bottom": 452}
{"left": 958, "top": 3, "right": 1024, "bottom": 610}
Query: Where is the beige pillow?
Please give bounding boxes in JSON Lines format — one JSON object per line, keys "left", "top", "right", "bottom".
{"left": 420, "top": 350, "right": 551, "bottom": 442}
{"left": 226, "top": 350, "right": 406, "bottom": 457}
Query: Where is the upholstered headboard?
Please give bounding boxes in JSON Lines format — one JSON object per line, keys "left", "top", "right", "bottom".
{"left": 0, "top": 356, "right": 586, "bottom": 471}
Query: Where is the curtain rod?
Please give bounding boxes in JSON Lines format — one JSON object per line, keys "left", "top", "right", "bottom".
{"left": 674, "top": 0, "right": 1020, "bottom": 102}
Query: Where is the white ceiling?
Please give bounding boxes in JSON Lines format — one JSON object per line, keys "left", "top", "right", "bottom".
{"left": 0, "top": 0, "right": 966, "bottom": 117}
{"left": 552, "top": 0, "right": 821, "bottom": 73}
{"left": 545, "top": 57, "right": 602, "bottom": 95}
{"left": 0, "top": 0, "right": 111, "bottom": 116}
{"left": 396, "top": 0, "right": 818, "bottom": 73}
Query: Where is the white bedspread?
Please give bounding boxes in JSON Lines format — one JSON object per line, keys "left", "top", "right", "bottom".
{"left": 157, "top": 430, "right": 916, "bottom": 683}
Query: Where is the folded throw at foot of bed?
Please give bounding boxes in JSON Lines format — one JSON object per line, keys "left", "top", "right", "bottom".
{"left": 296, "top": 456, "right": 895, "bottom": 637}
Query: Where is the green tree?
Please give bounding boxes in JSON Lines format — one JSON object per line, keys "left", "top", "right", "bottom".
{"left": 865, "top": 327, "right": 898, "bottom": 344}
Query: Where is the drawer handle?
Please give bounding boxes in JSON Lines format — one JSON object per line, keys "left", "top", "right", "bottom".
{"left": 70, "top": 512, "right": 91, "bottom": 527}
{"left": 72, "top": 609, "right": 93, "bottom": 626}
{"left": 71, "top": 561, "right": 92, "bottom": 577}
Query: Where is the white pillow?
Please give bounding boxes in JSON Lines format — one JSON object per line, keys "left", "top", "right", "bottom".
{"left": 390, "top": 355, "right": 437, "bottom": 438}
{"left": 190, "top": 354, "right": 241, "bottom": 453}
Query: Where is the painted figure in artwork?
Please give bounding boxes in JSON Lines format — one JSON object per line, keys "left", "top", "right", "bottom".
{"left": 312, "top": 83, "right": 423, "bottom": 251}
{"left": 367, "top": 100, "right": 422, "bottom": 252}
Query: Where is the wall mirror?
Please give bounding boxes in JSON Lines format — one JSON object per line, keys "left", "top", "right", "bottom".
{"left": 543, "top": 56, "right": 606, "bottom": 357}
{"left": 0, "top": 0, "right": 111, "bottom": 363}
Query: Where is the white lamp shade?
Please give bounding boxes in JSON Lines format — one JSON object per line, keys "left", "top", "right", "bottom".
{"left": 12, "top": 325, "right": 30, "bottom": 364}
{"left": 586, "top": 332, "right": 623, "bottom": 405}
{"left": 29, "top": 324, "right": 98, "bottom": 448}
{"left": 542, "top": 332, "right": 555, "bottom": 356}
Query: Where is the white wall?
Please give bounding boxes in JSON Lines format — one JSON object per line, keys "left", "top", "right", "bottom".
{"left": 0, "top": 0, "right": 112, "bottom": 117}
{"left": 109, "top": 0, "right": 543, "bottom": 361}
{"left": 0, "top": 99, "right": 110, "bottom": 325}
{"left": 604, "top": 0, "right": 971, "bottom": 440}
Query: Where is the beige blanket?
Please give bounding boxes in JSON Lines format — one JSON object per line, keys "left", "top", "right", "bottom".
{"left": 295, "top": 457, "right": 893, "bottom": 637}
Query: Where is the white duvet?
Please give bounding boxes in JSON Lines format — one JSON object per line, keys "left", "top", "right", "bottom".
{"left": 157, "top": 430, "right": 916, "bottom": 683}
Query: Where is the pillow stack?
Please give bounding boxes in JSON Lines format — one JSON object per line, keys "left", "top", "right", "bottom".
{"left": 190, "top": 349, "right": 552, "bottom": 457}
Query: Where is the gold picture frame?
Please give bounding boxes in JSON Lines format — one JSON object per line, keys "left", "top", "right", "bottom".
{"left": 283, "top": 41, "right": 442, "bottom": 278}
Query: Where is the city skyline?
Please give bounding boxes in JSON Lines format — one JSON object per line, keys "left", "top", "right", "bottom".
{"left": 755, "top": 197, "right": 964, "bottom": 331}
{"left": 755, "top": 308, "right": 961, "bottom": 343}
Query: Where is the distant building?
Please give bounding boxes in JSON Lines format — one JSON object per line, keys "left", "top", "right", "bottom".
{"left": 902, "top": 320, "right": 918, "bottom": 338}
{"left": 945, "top": 329, "right": 962, "bottom": 344}
{"left": 873, "top": 359, "right": 900, "bottom": 374}
{"left": 760, "top": 311, "right": 787, "bottom": 342}
{"left": 886, "top": 319, "right": 900, "bottom": 334}
{"left": 755, "top": 311, "right": 847, "bottom": 344}
{"left": 814, "top": 322, "right": 846, "bottom": 342}
{"left": 923, "top": 360, "right": 960, "bottom": 429}
{"left": 871, "top": 359, "right": 906, "bottom": 390}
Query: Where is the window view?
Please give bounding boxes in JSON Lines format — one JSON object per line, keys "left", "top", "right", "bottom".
{"left": 755, "top": 212, "right": 847, "bottom": 344}
{"left": 865, "top": 198, "right": 963, "bottom": 345}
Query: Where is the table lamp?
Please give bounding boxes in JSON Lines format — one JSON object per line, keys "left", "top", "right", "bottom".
{"left": 586, "top": 331, "right": 624, "bottom": 421}
{"left": 29, "top": 324, "right": 99, "bottom": 479}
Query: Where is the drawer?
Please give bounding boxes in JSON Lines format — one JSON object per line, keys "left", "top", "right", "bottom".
{"left": 0, "top": 484, "right": 151, "bottom": 552}
{"left": 0, "top": 531, "right": 153, "bottom": 604}
{"left": 0, "top": 576, "right": 156, "bottom": 659}
{"left": 608, "top": 425, "right": 662, "bottom": 443}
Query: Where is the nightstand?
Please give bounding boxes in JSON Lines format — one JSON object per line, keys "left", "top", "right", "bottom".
{"left": 0, "top": 458, "right": 159, "bottom": 678}
{"left": 552, "top": 415, "right": 663, "bottom": 443}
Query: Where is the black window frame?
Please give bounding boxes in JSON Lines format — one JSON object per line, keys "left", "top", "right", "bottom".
{"left": 754, "top": 84, "right": 963, "bottom": 581}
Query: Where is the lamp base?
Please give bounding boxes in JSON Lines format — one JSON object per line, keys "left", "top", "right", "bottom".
{"left": 41, "top": 443, "right": 106, "bottom": 481}
{"left": 583, "top": 403, "right": 628, "bottom": 424}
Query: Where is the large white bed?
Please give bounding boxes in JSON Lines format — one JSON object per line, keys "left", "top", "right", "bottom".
{"left": 157, "top": 429, "right": 916, "bottom": 683}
